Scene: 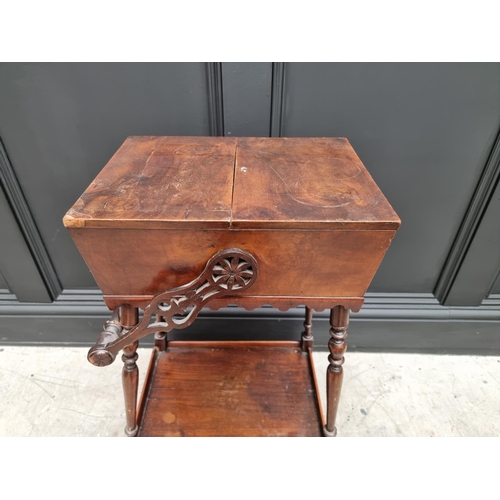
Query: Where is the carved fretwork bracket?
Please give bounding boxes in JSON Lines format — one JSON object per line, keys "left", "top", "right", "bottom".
{"left": 88, "top": 248, "right": 259, "bottom": 366}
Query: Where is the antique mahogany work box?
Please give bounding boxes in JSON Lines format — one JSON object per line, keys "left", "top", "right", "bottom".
{"left": 63, "top": 136, "right": 400, "bottom": 437}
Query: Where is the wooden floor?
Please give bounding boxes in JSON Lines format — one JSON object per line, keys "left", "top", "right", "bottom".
{"left": 137, "top": 342, "right": 324, "bottom": 437}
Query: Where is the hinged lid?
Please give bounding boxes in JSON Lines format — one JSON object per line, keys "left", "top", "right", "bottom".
{"left": 63, "top": 136, "right": 400, "bottom": 230}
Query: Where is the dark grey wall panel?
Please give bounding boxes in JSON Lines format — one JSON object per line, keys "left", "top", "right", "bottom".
{"left": 221, "top": 63, "right": 272, "bottom": 137}
{"left": 445, "top": 175, "right": 500, "bottom": 305}
{"left": 282, "top": 63, "right": 500, "bottom": 293}
{"left": 0, "top": 138, "right": 62, "bottom": 301}
{"left": 0, "top": 186, "right": 51, "bottom": 301}
{"left": 0, "top": 271, "right": 7, "bottom": 290}
{"left": 0, "top": 63, "right": 210, "bottom": 289}
{"left": 435, "top": 130, "right": 500, "bottom": 305}
{"left": 491, "top": 276, "right": 500, "bottom": 294}
{"left": 1, "top": 62, "right": 499, "bottom": 350}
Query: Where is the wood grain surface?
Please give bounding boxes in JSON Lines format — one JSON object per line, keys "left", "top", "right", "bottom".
{"left": 68, "top": 227, "right": 396, "bottom": 300}
{"left": 63, "top": 136, "right": 400, "bottom": 230}
{"left": 232, "top": 137, "right": 400, "bottom": 229}
{"left": 138, "top": 342, "right": 324, "bottom": 437}
{"left": 64, "top": 136, "right": 237, "bottom": 229}
{"left": 102, "top": 296, "right": 364, "bottom": 313}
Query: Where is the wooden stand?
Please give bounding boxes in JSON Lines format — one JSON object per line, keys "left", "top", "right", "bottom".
{"left": 63, "top": 136, "right": 400, "bottom": 437}
{"left": 136, "top": 341, "right": 324, "bottom": 437}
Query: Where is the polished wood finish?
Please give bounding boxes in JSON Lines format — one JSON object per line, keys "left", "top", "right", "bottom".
{"left": 63, "top": 136, "right": 400, "bottom": 437}
{"left": 122, "top": 341, "right": 139, "bottom": 437}
{"left": 63, "top": 136, "right": 237, "bottom": 229}
{"left": 137, "top": 341, "right": 323, "bottom": 437}
{"left": 63, "top": 136, "right": 399, "bottom": 231}
{"left": 87, "top": 308, "right": 122, "bottom": 367}
{"left": 167, "top": 340, "right": 301, "bottom": 348}
{"left": 232, "top": 137, "right": 400, "bottom": 230}
{"left": 68, "top": 228, "right": 394, "bottom": 306}
{"left": 120, "top": 305, "right": 139, "bottom": 437}
{"left": 120, "top": 303, "right": 138, "bottom": 329}
{"left": 103, "top": 295, "right": 364, "bottom": 313}
{"left": 324, "top": 305, "right": 349, "bottom": 437}
{"left": 301, "top": 306, "right": 313, "bottom": 351}
{"left": 64, "top": 135, "right": 399, "bottom": 313}
{"left": 136, "top": 348, "right": 158, "bottom": 428}
{"left": 87, "top": 248, "right": 259, "bottom": 366}
{"left": 154, "top": 315, "right": 167, "bottom": 351}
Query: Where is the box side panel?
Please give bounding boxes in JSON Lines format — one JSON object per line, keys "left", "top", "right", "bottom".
{"left": 68, "top": 228, "right": 396, "bottom": 299}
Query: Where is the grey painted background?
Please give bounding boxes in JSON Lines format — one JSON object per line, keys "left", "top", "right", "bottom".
{"left": 0, "top": 62, "right": 499, "bottom": 351}
{"left": 493, "top": 274, "right": 500, "bottom": 294}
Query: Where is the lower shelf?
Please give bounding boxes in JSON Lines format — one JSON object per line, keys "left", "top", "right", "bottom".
{"left": 137, "top": 341, "right": 324, "bottom": 437}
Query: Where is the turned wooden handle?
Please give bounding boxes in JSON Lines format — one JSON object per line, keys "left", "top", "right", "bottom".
{"left": 88, "top": 320, "right": 122, "bottom": 367}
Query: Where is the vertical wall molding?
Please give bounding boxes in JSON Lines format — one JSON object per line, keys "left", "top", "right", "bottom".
{"left": 270, "top": 63, "right": 287, "bottom": 137}
{"left": 206, "top": 62, "right": 225, "bottom": 136}
{"left": 219, "top": 63, "right": 273, "bottom": 137}
{"left": 434, "top": 129, "right": 500, "bottom": 305}
{"left": 0, "top": 138, "right": 62, "bottom": 301}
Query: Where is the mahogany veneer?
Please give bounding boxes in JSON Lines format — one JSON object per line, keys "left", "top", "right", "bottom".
{"left": 63, "top": 136, "right": 400, "bottom": 437}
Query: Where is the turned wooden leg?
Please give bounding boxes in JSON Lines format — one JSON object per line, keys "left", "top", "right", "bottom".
{"left": 121, "top": 305, "right": 139, "bottom": 437}
{"left": 154, "top": 314, "right": 167, "bottom": 351}
{"left": 324, "top": 305, "right": 349, "bottom": 437}
{"left": 301, "top": 306, "right": 314, "bottom": 351}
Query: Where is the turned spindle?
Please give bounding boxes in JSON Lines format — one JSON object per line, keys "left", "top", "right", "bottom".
{"left": 121, "top": 305, "right": 139, "bottom": 437}
{"left": 324, "top": 305, "right": 349, "bottom": 437}
{"left": 301, "top": 306, "right": 314, "bottom": 351}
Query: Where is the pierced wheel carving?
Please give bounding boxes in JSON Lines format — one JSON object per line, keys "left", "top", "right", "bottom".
{"left": 210, "top": 250, "right": 257, "bottom": 291}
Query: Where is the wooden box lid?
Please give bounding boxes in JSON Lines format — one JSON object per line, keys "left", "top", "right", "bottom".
{"left": 63, "top": 136, "right": 400, "bottom": 231}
